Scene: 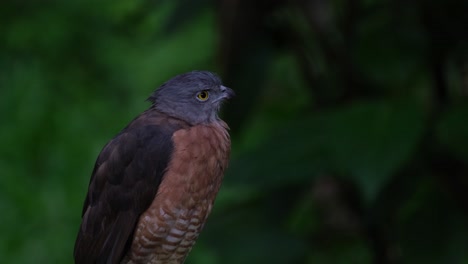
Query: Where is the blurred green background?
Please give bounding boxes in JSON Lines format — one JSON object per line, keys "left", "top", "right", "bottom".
{"left": 1, "top": 0, "right": 468, "bottom": 263}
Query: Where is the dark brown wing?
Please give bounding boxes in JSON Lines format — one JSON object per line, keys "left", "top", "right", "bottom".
{"left": 74, "top": 112, "right": 187, "bottom": 264}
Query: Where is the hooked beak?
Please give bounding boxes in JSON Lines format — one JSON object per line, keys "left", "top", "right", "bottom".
{"left": 220, "top": 85, "right": 235, "bottom": 100}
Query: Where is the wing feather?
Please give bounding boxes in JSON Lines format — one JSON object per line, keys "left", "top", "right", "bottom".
{"left": 74, "top": 112, "right": 187, "bottom": 264}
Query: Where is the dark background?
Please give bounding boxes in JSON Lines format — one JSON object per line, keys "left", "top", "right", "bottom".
{"left": 1, "top": 0, "right": 468, "bottom": 263}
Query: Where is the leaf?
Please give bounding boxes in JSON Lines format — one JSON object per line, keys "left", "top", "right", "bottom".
{"left": 162, "top": 0, "right": 211, "bottom": 35}
{"left": 319, "top": 100, "right": 425, "bottom": 203}
{"left": 436, "top": 103, "right": 468, "bottom": 161}
{"left": 226, "top": 100, "right": 425, "bottom": 204}
{"left": 307, "top": 237, "right": 372, "bottom": 264}
{"left": 195, "top": 204, "right": 308, "bottom": 264}
{"left": 398, "top": 179, "right": 468, "bottom": 263}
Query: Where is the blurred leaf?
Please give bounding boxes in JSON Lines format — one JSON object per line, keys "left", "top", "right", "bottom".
{"left": 227, "top": 100, "right": 425, "bottom": 203}
{"left": 96, "top": 9, "right": 217, "bottom": 92}
{"left": 163, "top": 0, "right": 211, "bottom": 35}
{"left": 436, "top": 103, "right": 468, "bottom": 161}
{"left": 398, "top": 179, "right": 468, "bottom": 263}
{"left": 355, "top": 4, "right": 427, "bottom": 92}
{"left": 307, "top": 237, "right": 372, "bottom": 264}
{"left": 320, "top": 100, "right": 426, "bottom": 203}
{"left": 197, "top": 203, "right": 308, "bottom": 264}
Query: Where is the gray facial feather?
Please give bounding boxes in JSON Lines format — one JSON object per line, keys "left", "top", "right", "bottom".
{"left": 147, "top": 71, "right": 234, "bottom": 125}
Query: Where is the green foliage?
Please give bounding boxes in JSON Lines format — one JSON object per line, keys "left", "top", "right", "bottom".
{"left": 1, "top": 0, "right": 468, "bottom": 263}
{"left": 437, "top": 104, "right": 468, "bottom": 160}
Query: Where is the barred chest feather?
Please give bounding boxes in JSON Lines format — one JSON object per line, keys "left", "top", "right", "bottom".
{"left": 122, "top": 121, "right": 230, "bottom": 264}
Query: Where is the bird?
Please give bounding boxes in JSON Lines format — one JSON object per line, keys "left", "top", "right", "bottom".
{"left": 74, "top": 71, "right": 234, "bottom": 264}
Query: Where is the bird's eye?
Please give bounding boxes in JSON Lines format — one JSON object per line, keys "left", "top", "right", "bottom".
{"left": 196, "top": 90, "right": 209, "bottom": 101}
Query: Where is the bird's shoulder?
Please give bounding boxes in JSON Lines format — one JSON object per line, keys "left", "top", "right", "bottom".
{"left": 87, "top": 109, "right": 192, "bottom": 206}
{"left": 96, "top": 109, "right": 190, "bottom": 169}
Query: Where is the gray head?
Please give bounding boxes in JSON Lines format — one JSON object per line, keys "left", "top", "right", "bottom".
{"left": 148, "top": 71, "right": 235, "bottom": 124}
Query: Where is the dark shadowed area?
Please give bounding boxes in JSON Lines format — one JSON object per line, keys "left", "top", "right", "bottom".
{"left": 1, "top": 0, "right": 468, "bottom": 263}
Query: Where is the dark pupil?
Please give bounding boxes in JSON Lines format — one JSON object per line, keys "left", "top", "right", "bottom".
{"left": 200, "top": 92, "right": 206, "bottom": 98}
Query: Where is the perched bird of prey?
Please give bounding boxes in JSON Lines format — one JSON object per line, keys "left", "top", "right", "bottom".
{"left": 74, "top": 71, "right": 234, "bottom": 264}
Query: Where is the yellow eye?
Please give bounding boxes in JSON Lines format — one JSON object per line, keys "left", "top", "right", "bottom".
{"left": 196, "top": 90, "right": 209, "bottom": 101}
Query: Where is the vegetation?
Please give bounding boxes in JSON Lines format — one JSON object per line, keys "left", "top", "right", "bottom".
{"left": 1, "top": 0, "right": 467, "bottom": 263}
